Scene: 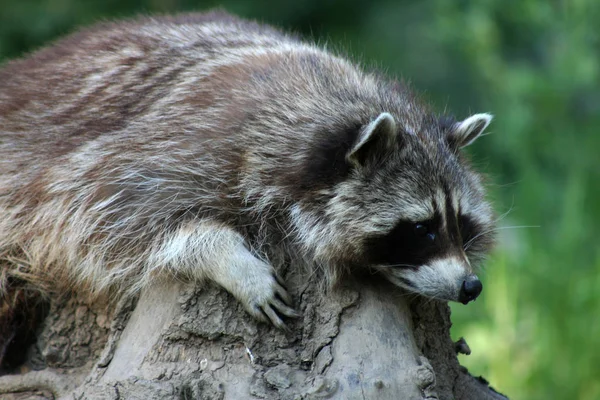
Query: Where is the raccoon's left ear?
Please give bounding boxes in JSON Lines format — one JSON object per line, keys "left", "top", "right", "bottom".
{"left": 347, "top": 112, "right": 397, "bottom": 167}
{"left": 448, "top": 113, "right": 493, "bottom": 148}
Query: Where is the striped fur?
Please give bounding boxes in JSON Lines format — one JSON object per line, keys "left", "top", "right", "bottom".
{"left": 0, "top": 11, "right": 496, "bottom": 336}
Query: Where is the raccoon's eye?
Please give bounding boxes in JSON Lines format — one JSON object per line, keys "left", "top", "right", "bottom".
{"left": 413, "top": 224, "right": 436, "bottom": 242}
{"left": 413, "top": 224, "right": 427, "bottom": 236}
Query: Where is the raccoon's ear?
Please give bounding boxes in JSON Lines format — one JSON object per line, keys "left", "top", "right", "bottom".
{"left": 347, "top": 112, "right": 396, "bottom": 167}
{"left": 448, "top": 113, "right": 493, "bottom": 148}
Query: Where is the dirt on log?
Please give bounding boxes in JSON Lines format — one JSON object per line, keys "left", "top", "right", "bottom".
{"left": 0, "top": 262, "right": 508, "bottom": 400}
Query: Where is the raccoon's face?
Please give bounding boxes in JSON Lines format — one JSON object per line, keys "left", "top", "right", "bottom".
{"left": 317, "top": 112, "right": 495, "bottom": 304}
{"left": 362, "top": 178, "right": 494, "bottom": 304}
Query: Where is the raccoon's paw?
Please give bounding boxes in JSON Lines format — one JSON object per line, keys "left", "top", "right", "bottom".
{"left": 247, "top": 276, "right": 300, "bottom": 329}
{"left": 238, "top": 272, "right": 300, "bottom": 329}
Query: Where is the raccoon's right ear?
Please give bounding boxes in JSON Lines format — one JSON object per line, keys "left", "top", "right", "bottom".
{"left": 347, "top": 112, "right": 397, "bottom": 167}
{"left": 448, "top": 113, "right": 493, "bottom": 148}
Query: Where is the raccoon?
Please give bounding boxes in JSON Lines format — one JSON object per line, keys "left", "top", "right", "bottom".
{"left": 0, "top": 11, "right": 495, "bottom": 339}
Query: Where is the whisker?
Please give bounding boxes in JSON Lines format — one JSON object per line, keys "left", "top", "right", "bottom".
{"left": 379, "top": 263, "right": 419, "bottom": 269}
{"left": 492, "top": 198, "right": 516, "bottom": 224}
{"left": 491, "top": 180, "right": 524, "bottom": 188}
{"left": 464, "top": 225, "right": 540, "bottom": 251}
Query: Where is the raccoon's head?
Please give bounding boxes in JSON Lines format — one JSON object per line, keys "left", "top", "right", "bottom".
{"left": 294, "top": 111, "right": 495, "bottom": 304}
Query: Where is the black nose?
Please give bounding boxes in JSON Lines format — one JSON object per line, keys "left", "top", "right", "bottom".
{"left": 458, "top": 276, "right": 483, "bottom": 304}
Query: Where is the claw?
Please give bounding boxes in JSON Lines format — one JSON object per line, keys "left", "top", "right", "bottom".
{"left": 270, "top": 297, "right": 300, "bottom": 318}
{"left": 273, "top": 273, "right": 287, "bottom": 288}
{"left": 261, "top": 304, "right": 286, "bottom": 330}
{"left": 251, "top": 305, "right": 269, "bottom": 323}
{"left": 273, "top": 282, "right": 293, "bottom": 305}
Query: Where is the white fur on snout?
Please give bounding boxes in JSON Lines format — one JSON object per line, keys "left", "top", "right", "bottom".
{"left": 388, "top": 256, "right": 472, "bottom": 301}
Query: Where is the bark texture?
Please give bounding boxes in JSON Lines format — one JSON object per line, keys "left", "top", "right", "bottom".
{"left": 0, "top": 265, "right": 508, "bottom": 400}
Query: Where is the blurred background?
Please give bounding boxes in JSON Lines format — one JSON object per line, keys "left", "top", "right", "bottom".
{"left": 0, "top": 0, "right": 598, "bottom": 398}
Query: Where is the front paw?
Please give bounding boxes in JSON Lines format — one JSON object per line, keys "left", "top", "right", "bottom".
{"left": 238, "top": 273, "right": 300, "bottom": 329}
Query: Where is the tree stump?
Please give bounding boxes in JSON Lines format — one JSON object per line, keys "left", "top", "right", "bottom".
{"left": 0, "top": 263, "right": 508, "bottom": 400}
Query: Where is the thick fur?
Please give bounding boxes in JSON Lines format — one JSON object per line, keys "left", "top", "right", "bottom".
{"left": 0, "top": 11, "right": 496, "bottom": 342}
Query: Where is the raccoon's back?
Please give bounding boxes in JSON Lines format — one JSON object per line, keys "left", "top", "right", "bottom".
{"left": 0, "top": 12, "right": 296, "bottom": 173}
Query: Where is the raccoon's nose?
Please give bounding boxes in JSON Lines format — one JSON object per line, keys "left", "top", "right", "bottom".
{"left": 458, "top": 275, "right": 482, "bottom": 304}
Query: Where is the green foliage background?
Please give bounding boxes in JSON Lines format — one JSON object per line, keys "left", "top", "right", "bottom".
{"left": 1, "top": 1, "right": 598, "bottom": 398}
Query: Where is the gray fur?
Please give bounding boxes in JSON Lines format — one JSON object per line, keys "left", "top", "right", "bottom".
{"left": 0, "top": 11, "right": 496, "bottom": 327}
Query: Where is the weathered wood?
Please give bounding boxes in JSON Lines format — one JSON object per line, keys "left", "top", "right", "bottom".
{"left": 0, "top": 271, "right": 507, "bottom": 400}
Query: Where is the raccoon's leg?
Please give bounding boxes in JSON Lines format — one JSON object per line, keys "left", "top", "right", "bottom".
{"left": 153, "top": 220, "right": 298, "bottom": 328}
